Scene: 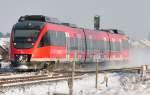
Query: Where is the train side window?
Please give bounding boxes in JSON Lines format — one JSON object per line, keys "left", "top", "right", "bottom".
{"left": 81, "top": 39, "right": 85, "bottom": 51}
{"left": 123, "top": 40, "right": 129, "bottom": 49}
{"left": 57, "top": 31, "right": 66, "bottom": 46}
{"left": 38, "top": 38, "right": 44, "bottom": 47}
{"left": 89, "top": 36, "right": 93, "bottom": 51}
{"left": 104, "top": 40, "right": 108, "bottom": 52}
{"left": 38, "top": 32, "right": 49, "bottom": 47}
{"left": 103, "top": 40, "right": 109, "bottom": 51}
{"left": 115, "top": 42, "right": 121, "bottom": 51}
{"left": 101, "top": 40, "right": 105, "bottom": 51}
{"left": 70, "top": 38, "right": 73, "bottom": 50}
{"left": 82, "top": 39, "right": 85, "bottom": 51}
{"left": 110, "top": 42, "right": 115, "bottom": 51}
{"left": 49, "top": 30, "right": 57, "bottom": 46}
{"left": 70, "top": 38, "right": 78, "bottom": 50}
{"left": 48, "top": 30, "right": 66, "bottom": 46}
{"left": 86, "top": 39, "right": 90, "bottom": 51}
{"left": 95, "top": 40, "right": 99, "bottom": 50}
{"left": 93, "top": 40, "right": 97, "bottom": 50}
{"left": 96, "top": 40, "right": 109, "bottom": 52}
{"left": 75, "top": 38, "right": 78, "bottom": 50}
{"left": 77, "top": 34, "right": 82, "bottom": 51}
{"left": 91, "top": 39, "right": 94, "bottom": 51}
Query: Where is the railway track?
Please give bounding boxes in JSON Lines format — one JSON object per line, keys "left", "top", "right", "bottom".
{"left": 103, "top": 67, "right": 142, "bottom": 73}
{"left": 0, "top": 73, "right": 12, "bottom": 76}
{"left": 0, "top": 64, "right": 147, "bottom": 87}
{"left": 56, "top": 67, "right": 142, "bottom": 74}
{"left": 0, "top": 73, "right": 87, "bottom": 87}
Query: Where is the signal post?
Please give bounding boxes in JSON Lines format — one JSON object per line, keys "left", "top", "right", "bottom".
{"left": 94, "top": 15, "right": 100, "bottom": 90}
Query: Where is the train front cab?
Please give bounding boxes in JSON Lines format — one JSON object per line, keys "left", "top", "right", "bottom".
{"left": 10, "top": 21, "right": 48, "bottom": 69}
{"left": 10, "top": 22, "right": 76, "bottom": 70}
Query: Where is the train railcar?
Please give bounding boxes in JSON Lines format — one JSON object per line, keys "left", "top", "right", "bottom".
{"left": 9, "top": 15, "right": 129, "bottom": 70}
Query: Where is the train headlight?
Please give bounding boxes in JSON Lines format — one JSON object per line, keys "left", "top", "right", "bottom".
{"left": 16, "top": 55, "right": 28, "bottom": 63}
{"left": 14, "top": 43, "right": 16, "bottom": 45}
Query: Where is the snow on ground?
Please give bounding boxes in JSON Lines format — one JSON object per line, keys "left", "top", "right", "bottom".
{"left": 0, "top": 62, "right": 150, "bottom": 95}
{"left": 1, "top": 62, "right": 10, "bottom": 67}
{"left": 0, "top": 72, "right": 150, "bottom": 95}
{"left": 0, "top": 37, "right": 9, "bottom": 49}
{"left": 0, "top": 62, "right": 14, "bottom": 72}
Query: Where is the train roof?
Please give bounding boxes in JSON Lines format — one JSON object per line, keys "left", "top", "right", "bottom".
{"left": 101, "top": 29, "right": 125, "bottom": 35}
{"left": 17, "top": 15, "right": 126, "bottom": 36}
{"left": 18, "top": 15, "right": 62, "bottom": 24}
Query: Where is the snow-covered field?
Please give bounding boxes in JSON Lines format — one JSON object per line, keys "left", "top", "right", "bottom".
{"left": 0, "top": 72, "right": 150, "bottom": 95}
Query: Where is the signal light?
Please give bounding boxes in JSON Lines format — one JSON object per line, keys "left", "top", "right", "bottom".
{"left": 94, "top": 15, "right": 100, "bottom": 30}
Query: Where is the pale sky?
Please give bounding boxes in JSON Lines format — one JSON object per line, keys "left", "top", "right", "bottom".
{"left": 0, "top": 0, "right": 149, "bottom": 39}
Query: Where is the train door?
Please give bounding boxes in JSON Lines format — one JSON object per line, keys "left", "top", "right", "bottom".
{"left": 102, "top": 37, "right": 107, "bottom": 61}
{"left": 119, "top": 39, "right": 123, "bottom": 61}
{"left": 106, "top": 33, "right": 112, "bottom": 62}
{"left": 65, "top": 32, "right": 70, "bottom": 62}
{"left": 112, "top": 36, "right": 122, "bottom": 61}
{"left": 98, "top": 37, "right": 107, "bottom": 62}
{"left": 86, "top": 35, "right": 93, "bottom": 63}
{"left": 77, "top": 34, "right": 82, "bottom": 62}
{"left": 110, "top": 37, "right": 115, "bottom": 61}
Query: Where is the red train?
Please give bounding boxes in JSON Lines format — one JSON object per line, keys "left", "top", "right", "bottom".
{"left": 9, "top": 15, "right": 129, "bottom": 69}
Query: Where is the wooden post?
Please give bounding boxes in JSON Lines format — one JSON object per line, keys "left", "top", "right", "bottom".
{"left": 94, "top": 15, "right": 101, "bottom": 90}
{"left": 95, "top": 59, "right": 99, "bottom": 90}
{"left": 71, "top": 58, "right": 75, "bottom": 95}
{"left": 142, "top": 65, "right": 147, "bottom": 81}
{"left": 68, "top": 52, "right": 76, "bottom": 95}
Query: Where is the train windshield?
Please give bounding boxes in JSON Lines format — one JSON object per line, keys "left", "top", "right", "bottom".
{"left": 13, "top": 30, "right": 39, "bottom": 49}
{"left": 13, "top": 30, "right": 39, "bottom": 43}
